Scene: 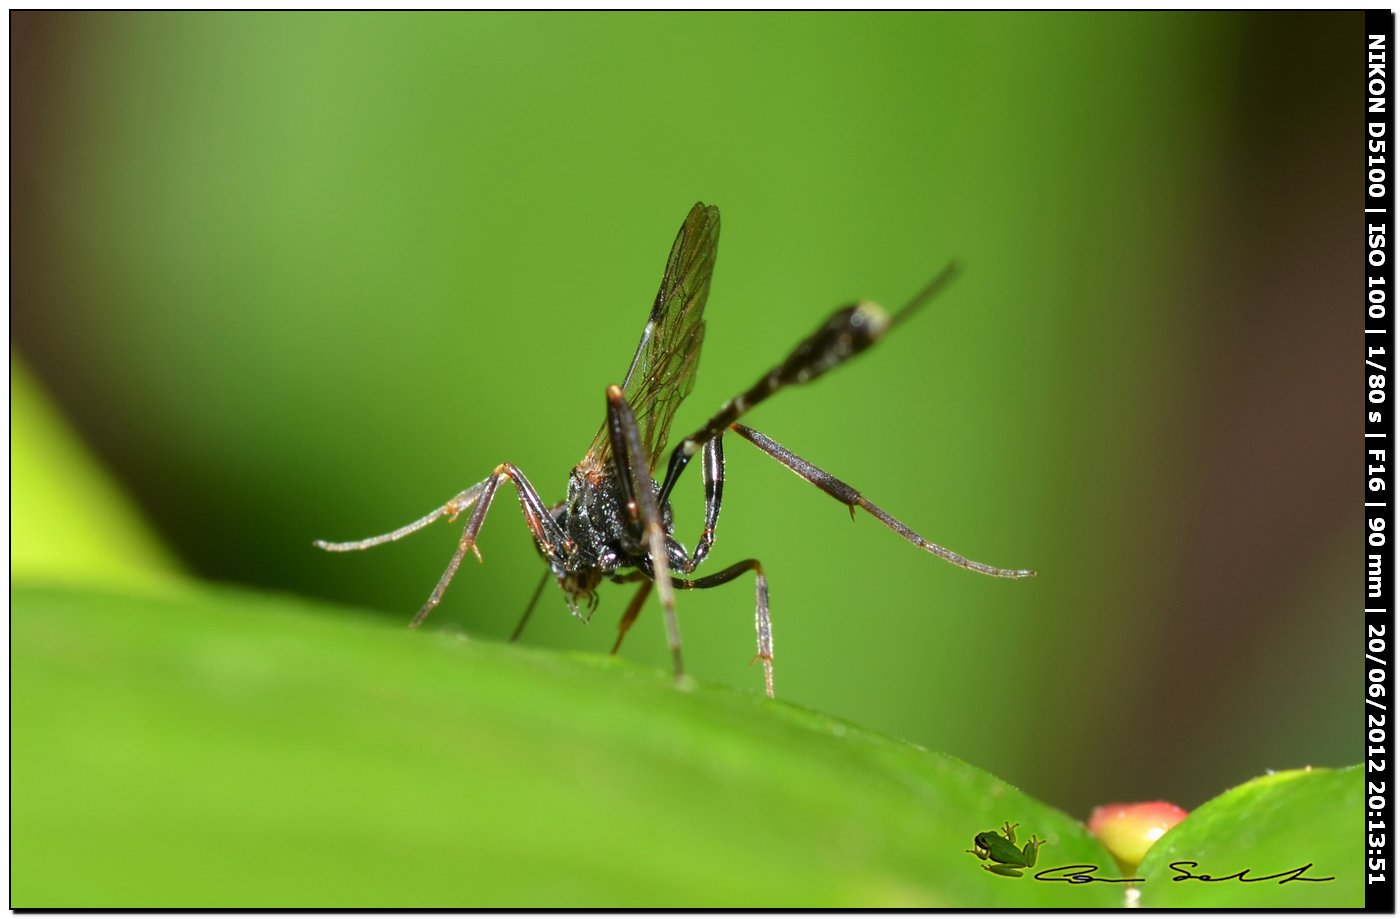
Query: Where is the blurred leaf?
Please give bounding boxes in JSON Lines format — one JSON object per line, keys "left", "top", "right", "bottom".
{"left": 1136, "top": 766, "right": 1362, "bottom": 907}
{"left": 14, "top": 583, "right": 1121, "bottom": 907}
{"left": 12, "top": 353, "right": 183, "bottom": 591}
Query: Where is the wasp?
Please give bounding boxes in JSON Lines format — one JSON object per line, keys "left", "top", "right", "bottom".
{"left": 318, "top": 203, "right": 1034, "bottom": 696}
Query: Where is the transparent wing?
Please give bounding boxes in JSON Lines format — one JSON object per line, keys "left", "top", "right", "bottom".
{"left": 583, "top": 202, "right": 720, "bottom": 474}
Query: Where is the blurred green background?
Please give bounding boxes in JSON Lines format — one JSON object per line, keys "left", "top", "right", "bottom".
{"left": 13, "top": 11, "right": 1357, "bottom": 821}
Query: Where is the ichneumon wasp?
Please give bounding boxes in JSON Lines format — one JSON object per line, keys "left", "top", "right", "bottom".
{"left": 317, "top": 203, "right": 1034, "bottom": 697}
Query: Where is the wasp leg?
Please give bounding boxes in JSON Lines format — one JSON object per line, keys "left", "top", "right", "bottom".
{"left": 402, "top": 463, "right": 566, "bottom": 629}
{"left": 729, "top": 423, "right": 1035, "bottom": 579}
{"left": 508, "top": 569, "right": 552, "bottom": 643}
{"left": 682, "top": 435, "right": 725, "bottom": 573}
{"left": 673, "top": 560, "right": 772, "bottom": 698}
{"left": 314, "top": 481, "right": 491, "bottom": 552}
{"left": 610, "top": 577, "right": 653, "bottom": 655}
{"left": 611, "top": 432, "right": 724, "bottom": 657}
{"left": 604, "top": 385, "right": 684, "bottom": 683}
{"left": 657, "top": 263, "right": 961, "bottom": 506}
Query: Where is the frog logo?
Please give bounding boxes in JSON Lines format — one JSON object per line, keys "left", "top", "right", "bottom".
{"left": 966, "top": 821, "right": 1046, "bottom": 877}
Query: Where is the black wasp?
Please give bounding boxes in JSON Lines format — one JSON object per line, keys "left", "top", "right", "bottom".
{"left": 317, "top": 203, "right": 1034, "bottom": 697}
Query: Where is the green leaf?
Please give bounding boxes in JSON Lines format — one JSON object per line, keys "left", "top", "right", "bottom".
{"left": 12, "top": 354, "right": 183, "bottom": 591}
{"left": 1136, "top": 765, "right": 1363, "bottom": 907}
{"left": 13, "top": 583, "right": 1120, "bottom": 908}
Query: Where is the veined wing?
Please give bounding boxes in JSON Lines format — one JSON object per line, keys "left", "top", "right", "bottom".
{"left": 582, "top": 202, "right": 720, "bottom": 475}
